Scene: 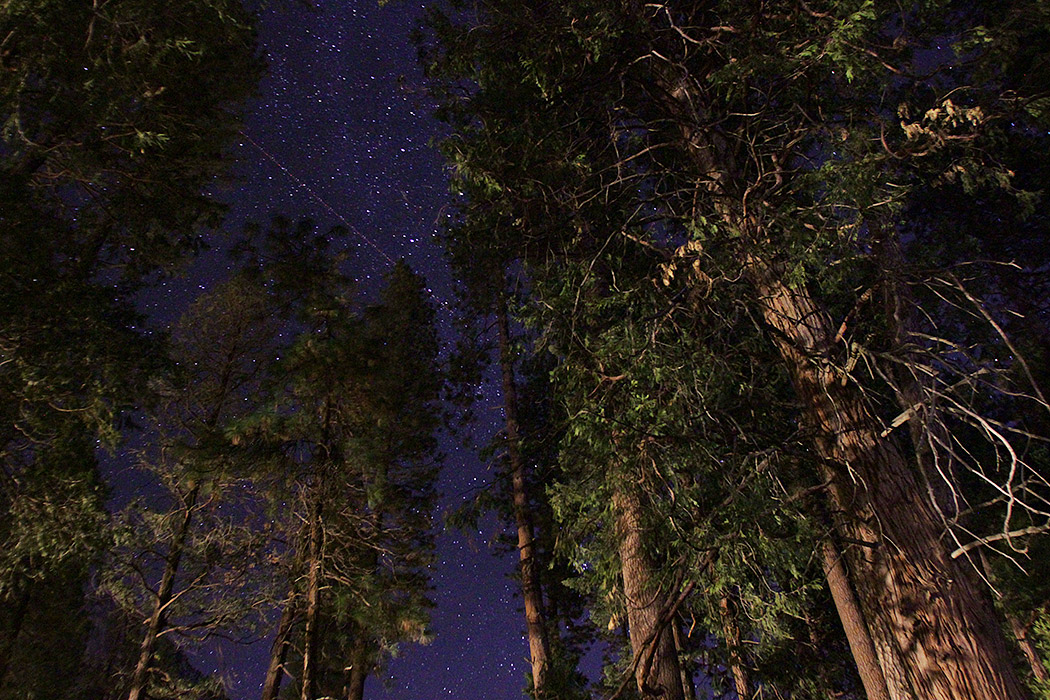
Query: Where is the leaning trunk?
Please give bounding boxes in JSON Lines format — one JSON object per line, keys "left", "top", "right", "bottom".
{"left": 613, "top": 486, "right": 685, "bottom": 700}
{"left": 496, "top": 295, "right": 552, "bottom": 696}
{"left": 261, "top": 590, "right": 298, "bottom": 700}
{"left": 1008, "top": 612, "right": 1050, "bottom": 685}
{"left": 127, "top": 482, "right": 200, "bottom": 700}
{"left": 750, "top": 262, "right": 1029, "bottom": 700}
{"left": 651, "top": 40, "right": 1029, "bottom": 697}
{"left": 821, "top": 537, "right": 891, "bottom": 700}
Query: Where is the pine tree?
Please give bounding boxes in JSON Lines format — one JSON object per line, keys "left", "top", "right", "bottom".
{"left": 421, "top": 0, "right": 1050, "bottom": 696}
{"left": 232, "top": 225, "right": 443, "bottom": 700}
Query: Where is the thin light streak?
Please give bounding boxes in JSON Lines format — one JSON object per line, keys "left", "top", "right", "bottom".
{"left": 244, "top": 134, "right": 397, "bottom": 266}
{"left": 242, "top": 134, "right": 454, "bottom": 314}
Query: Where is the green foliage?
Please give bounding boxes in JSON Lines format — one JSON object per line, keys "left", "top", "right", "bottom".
{"left": 229, "top": 223, "right": 444, "bottom": 695}
{"left": 424, "top": 0, "right": 1050, "bottom": 694}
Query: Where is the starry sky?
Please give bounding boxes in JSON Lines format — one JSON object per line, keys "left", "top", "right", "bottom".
{"left": 171, "top": 1, "right": 539, "bottom": 698}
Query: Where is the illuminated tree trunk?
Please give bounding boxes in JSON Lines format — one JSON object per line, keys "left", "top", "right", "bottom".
{"left": 750, "top": 262, "right": 1029, "bottom": 700}
{"left": 719, "top": 593, "right": 750, "bottom": 700}
{"left": 127, "top": 482, "right": 199, "bottom": 700}
{"left": 496, "top": 296, "right": 552, "bottom": 696}
{"left": 613, "top": 486, "right": 684, "bottom": 700}
{"left": 672, "top": 622, "right": 696, "bottom": 700}
{"left": 821, "top": 537, "right": 891, "bottom": 700}
{"left": 1009, "top": 612, "right": 1050, "bottom": 685}
{"left": 659, "top": 58, "right": 1028, "bottom": 695}
{"left": 300, "top": 494, "right": 322, "bottom": 700}
{"left": 261, "top": 591, "right": 298, "bottom": 700}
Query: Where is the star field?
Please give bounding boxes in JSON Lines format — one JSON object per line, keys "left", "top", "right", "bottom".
{"left": 188, "top": 2, "right": 536, "bottom": 699}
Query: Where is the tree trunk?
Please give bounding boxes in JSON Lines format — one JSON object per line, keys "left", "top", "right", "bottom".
{"left": 496, "top": 295, "right": 552, "bottom": 696}
{"left": 261, "top": 591, "right": 298, "bottom": 700}
{"left": 750, "top": 263, "right": 1029, "bottom": 700}
{"left": 345, "top": 632, "right": 369, "bottom": 700}
{"left": 672, "top": 621, "right": 696, "bottom": 700}
{"left": 301, "top": 494, "right": 323, "bottom": 700}
{"left": 127, "top": 482, "right": 200, "bottom": 700}
{"left": 613, "top": 486, "right": 685, "bottom": 700}
{"left": 1008, "top": 612, "right": 1050, "bottom": 685}
{"left": 719, "top": 593, "right": 750, "bottom": 700}
{"left": 648, "top": 25, "right": 1026, "bottom": 699}
{"left": 821, "top": 537, "right": 892, "bottom": 700}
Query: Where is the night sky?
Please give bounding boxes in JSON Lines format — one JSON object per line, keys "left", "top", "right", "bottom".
{"left": 148, "top": 2, "right": 539, "bottom": 698}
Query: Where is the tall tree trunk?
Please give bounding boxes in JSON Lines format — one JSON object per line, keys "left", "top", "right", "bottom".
{"left": 672, "top": 621, "right": 696, "bottom": 700}
{"left": 261, "top": 591, "right": 298, "bottom": 700}
{"left": 821, "top": 537, "right": 891, "bottom": 700}
{"left": 127, "top": 482, "right": 200, "bottom": 700}
{"left": 719, "top": 593, "right": 750, "bottom": 700}
{"left": 613, "top": 486, "right": 685, "bottom": 700}
{"left": 496, "top": 295, "right": 552, "bottom": 696}
{"left": 345, "top": 632, "right": 369, "bottom": 700}
{"left": 750, "top": 263, "right": 1029, "bottom": 700}
{"left": 301, "top": 494, "right": 323, "bottom": 700}
{"left": 977, "top": 551, "right": 1050, "bottom": 685}
{"left": 344, "top": 512, "right": 379, "bottom": 700}
{"left": 651, "top": 43, "right": 1029, "bottom": 696}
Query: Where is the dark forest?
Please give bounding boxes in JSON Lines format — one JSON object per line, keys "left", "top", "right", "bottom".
{"left": 2, "top": 1, "right": 1050, "bottom": 699}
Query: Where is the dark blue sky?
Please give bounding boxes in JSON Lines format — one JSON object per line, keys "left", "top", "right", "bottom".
{"left": 171, "top": 1, "right": 539, "bottom": 698}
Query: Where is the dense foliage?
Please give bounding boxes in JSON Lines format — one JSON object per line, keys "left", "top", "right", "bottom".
{"left": 421, "top": 0, "right": 1050, "bottom": 698}
{"left": 3, "top": 0, "right": 1050, "bottom": 699}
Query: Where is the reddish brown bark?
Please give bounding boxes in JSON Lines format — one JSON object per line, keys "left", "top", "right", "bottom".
{"left": 719, "top": 593, "right": 750, "bottom": 700}
{"left": 613, "top": 486, "right": 685, "bottom": 700}
{"left": 821, "top": 537, "right": 892, "bottom": 700}
{"left": 1008, "top": 611, "right": 1050, "bottom": 685}
{"left": 672, "top": 622, "right": 697, "bottom": 700}
{"left": 751, "top": 264, "right": 1029, "bottom": 700}
{"left": 496, "top": 296, "right": 552, "bottom": 696}
{"left": 660, "top": 69, "right": 1026, "bottom": 696}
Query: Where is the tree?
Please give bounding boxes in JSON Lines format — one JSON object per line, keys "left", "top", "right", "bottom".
{"left": 232, "top": 223, "right": 443, "bottom": 700}
{"left": 0, "top": 0, "right": 261, "bottom": 669}
{"left": 101, "top": 274, "right": 280, "bottom": 700}
{"left": 421, "top": 0, "right": 1050, "bottom": 697}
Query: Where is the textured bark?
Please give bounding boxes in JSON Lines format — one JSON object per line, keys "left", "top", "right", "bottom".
{"left": 751, "top": 264, "right": 1029, "bottom": 700}
{"left": 345, "top": 633, "right": 369, "bottom": 700}
{"left": 719, "top": 593, "right": 750, "bottom": 700}
{"left": 261, "top": 591, "right": 298, "bottom": 700}
{"left": 496, "top": 296, "right": 552, "bottom": 696}
{"left": 653, "top": 49, "right": 1028, "bottom": 696}
{"left": 613, "top": 486, "right": 684, "bottom": 700}
{"left": 821, "top": 537, "right": 891, "bottom": 700}
{"left": 127, "top": 482, "right": 200, "bottom": 700}
{"left": 1008, "top": 612, "right": 1050, "bottom": 685}
{"left": 672, "top": 622, "right": 696, "bottom": 700}
{"left": 301, "top": 495, "right": 323, "bottom": 700}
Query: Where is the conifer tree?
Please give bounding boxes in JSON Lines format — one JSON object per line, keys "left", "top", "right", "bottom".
{"left": 421, "top": 0, "right": 1050, "bottom": 697}
{"left": 233, "top": 223, "right": 443, "bottom": 700}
